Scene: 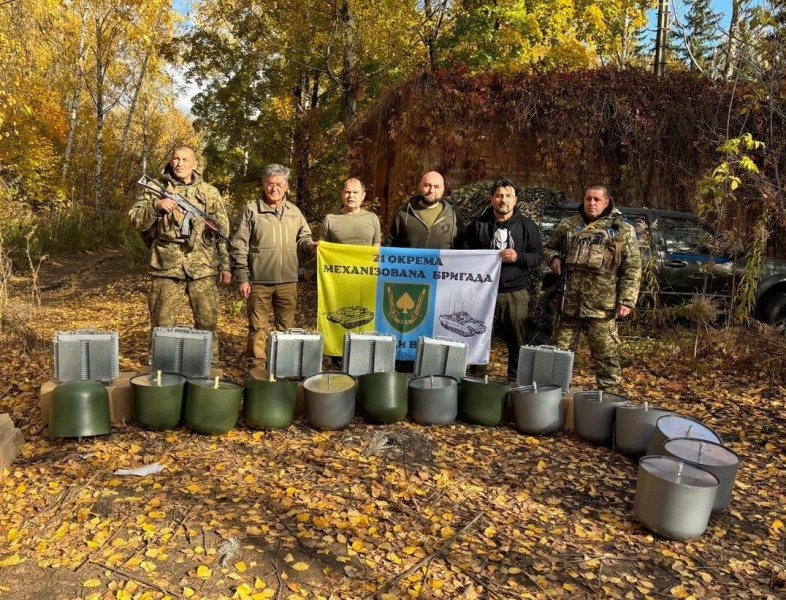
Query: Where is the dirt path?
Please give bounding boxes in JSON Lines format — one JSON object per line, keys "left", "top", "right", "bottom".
{"left": 0, "top": 253, "right": 783, "bottom": 599}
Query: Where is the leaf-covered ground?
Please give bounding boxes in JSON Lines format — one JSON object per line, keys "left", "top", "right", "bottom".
{"left": 0, "top": 251, "right": 784, "bottom": 600}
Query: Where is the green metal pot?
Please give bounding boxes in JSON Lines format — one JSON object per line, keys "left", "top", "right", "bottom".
{"left": 358, "top": 372, "right": 408, "bottom": 423}
{"left": 185, "top": 377, "right": 242, "bottom": 435}
{"left": 50, "top": 380, "right": 111, "bottom": 438}
{"left": 243, "top": 377, "right": 297, "bottom": 429}
{"left": 131, "top": 371, "right": 187, "bottom": 430}
{"left": 458, "top": 377, "right": 509, "bottom": 426}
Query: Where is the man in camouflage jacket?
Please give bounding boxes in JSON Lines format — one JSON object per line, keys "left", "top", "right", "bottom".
{"left": 129, "top": 145, "right": 231, "bottom": 362}
{"left": 543, "top": 185, "right": 641, "bottom": 390}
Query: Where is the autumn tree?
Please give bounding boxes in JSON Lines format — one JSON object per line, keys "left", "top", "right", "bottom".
{"left": 181, "top": 0, "right": 425, "bottom": 212}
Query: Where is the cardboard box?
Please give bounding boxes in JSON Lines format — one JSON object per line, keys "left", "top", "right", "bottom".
{"left": 248, "top": 367, "right": 270, "bottom": 380}
{"left": 561, "top": 386, "right": 584, "bottom": 431}
{"left": 107, "top": 372, "right": 138, "bottom": 424}
{"left": 39, "top": 380, "right": 58, "bottom": 425}
{"left": 0, "top": 413, "right": 24, "bottom": 474}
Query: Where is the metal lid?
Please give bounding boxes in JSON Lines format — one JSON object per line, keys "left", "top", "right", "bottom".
{"left": 655, "top": 414, "right": 721, "bottom": 443}
{"left": 409, "top": 375, "right": 457, "bottom": 389}
{"left": 461, "top": 376, "right": 509, "bottom": 387}
{"left": 303, "top": 372, "right": 356, "bottom": 392}
{"left": 131, "top": 372, "right": 188, "bottom": 387}
{"left": 617, "top": 402, "right": 668, "bottom": 413}
{"left": 639, "top": 456, "right": 719, "bottom": 488}
{"left": 187, "top": 377, "right": 241, "bottom": 390}
{"left": 573, "top": 391, "right": 628, "bottom": 404}
{"left": 510, "top": 384, "right": 561, "bottom": 394}
{"left": 664, "top": 438, "right": 739, "bottom": 467}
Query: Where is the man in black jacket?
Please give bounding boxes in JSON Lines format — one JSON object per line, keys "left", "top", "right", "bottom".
{"left": 464, "top": 179, "right": 542, "bottom": 381}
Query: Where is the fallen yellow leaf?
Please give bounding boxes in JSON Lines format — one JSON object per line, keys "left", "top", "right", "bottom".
{"left": 196, "top": 565, "right": 212, "bottom": 579}
{"left": 235, "top": 561, "right": 247, "bottom": 572}
{"left": 83, "top": 579, "right": 102, "bottom": 588}
{"left": 292, "top": 562, "right": 309, "bottom": 571}
{"left": 0, "top": 553, "right": 23, "bottom": 567}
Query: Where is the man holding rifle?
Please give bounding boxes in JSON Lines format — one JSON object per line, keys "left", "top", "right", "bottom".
{"left": 543, "top": 185, "right": 641, "bottom": 391}
{"left": 129, "top": 144, "right": 231, "bottom": 363}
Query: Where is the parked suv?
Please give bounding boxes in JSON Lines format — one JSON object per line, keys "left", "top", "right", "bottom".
{"left": 540, "top": 204, "right": 786, "bottom": 332}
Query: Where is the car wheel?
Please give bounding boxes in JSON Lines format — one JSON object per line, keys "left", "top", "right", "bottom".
{"left": 759, "top": 292, "right": 786, "bottom": 334}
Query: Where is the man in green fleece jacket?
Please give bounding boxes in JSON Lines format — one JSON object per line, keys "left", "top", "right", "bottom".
{"left": 230, "top": 164, "right": 316, "bottom": 368}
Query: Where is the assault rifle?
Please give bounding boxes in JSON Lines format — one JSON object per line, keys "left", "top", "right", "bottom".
{"left": 136, "top": 174, "right": 229, "bottom": 242}
{"left": 554, "top": 232, "right": 569, "bottom": 325}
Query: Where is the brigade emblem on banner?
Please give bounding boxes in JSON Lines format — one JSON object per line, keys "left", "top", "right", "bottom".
{"left": 383, "top": 283, "right": 430, "bottom": 333}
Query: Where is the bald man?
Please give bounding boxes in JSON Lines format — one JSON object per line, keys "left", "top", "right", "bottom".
{"left": 385, "top": 171, "right": 463, "bottom": 249}
{"left": 321, "top": 178, "right": 381, "bottom": 247}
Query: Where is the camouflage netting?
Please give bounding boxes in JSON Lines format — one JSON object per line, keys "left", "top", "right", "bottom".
{"left": 449, "top": 183, "right": 574, "bottom": 226}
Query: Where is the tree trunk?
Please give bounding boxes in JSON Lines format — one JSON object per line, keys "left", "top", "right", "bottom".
{"left": 62, "top": 10, "right": 87, "bottom": 182}
{"left": 108, "top": 9, "right": 162, "bottom": 197}
{"left": 94, "top": 11, "right": 105, "bottom": 220}
{"left": 340, "top": 1, "right": 357, "bottom": 127}
{"left": 293, "top": 72, "right": 319, "bottom": 214}
{"left": 722, "top": 0, "right": 742, "bottom": 80}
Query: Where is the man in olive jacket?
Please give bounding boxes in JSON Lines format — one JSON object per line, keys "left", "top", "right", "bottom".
{"left": 543, "top": 185, "right": 641, "bottom": 390}
{"left": 230, "top": 164, "right": 316, "bottom": 367}
{"left": 386, "top": 171, "right": 463, "bottom": 249}
{"left": 129, "top": 145, "right": 231, "bottom": 362}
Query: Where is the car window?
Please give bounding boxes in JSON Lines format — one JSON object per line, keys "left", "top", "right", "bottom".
{"left": 622, "top": 213, "right": 652, "bottom": 251}
{"left": 540, "top": 209, "right": 571, "bottom": 244}
{"left": 660, "top": 217, "right": 714, "bottom": 254}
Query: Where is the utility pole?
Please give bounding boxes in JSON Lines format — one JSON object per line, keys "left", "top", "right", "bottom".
{"left": 654, "top": 0, "right": 670, "bottom": 76}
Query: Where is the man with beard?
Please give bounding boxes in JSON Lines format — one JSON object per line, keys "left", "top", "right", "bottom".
{"left": 464, "top": 179, "right": 542, "bottom": 381}
{"left": 386, "top": 171, "right": 463, "bottom": 249}
{"left": 543, "top": 185, "right": 641, "bottom": 391}
{"left": 129, "top": 144, "right": 231, "bottom": 364}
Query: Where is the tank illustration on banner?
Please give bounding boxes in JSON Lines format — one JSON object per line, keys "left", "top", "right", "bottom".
{"left": 439, "top": 311, "right": 487, "bottom": 337}
{"left": 326, "top": 305, "right": 375, "bottom": 329}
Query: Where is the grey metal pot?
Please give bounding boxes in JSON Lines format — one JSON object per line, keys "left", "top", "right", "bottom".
{"left": 614, "top": 403, "right": 672, "bottom": 458}
{"left": 408, "top": 375, "right": 458, "bottom": 425}
{"left": 573, "top": 391, "right": 628, "bottom": 445}
{"left": 510, "top": 384, "right": 564, "bottom": 435}
{"left": 663, "top": 438, "right": 739, "bottom": 512}
{"left": 185, "top": 377, "right": 242, "bottom": 435}
{"left": 131, "top": 371, "right": 187, "bottom": 430}
{"left": 458, "top": 377, "right": 509, "bottom": 426}
{"left": 634, "top": 455, "right": 719, "bottom": 540}
{"left": 358, "top": 372, "right": 408, "bottom": 424}
{"left": 647, "top": 414, "right": 721, "bottom": 456}
{"left": 50, "top": 380, "right": 111, "bottom": 438}
{"left": 304, "top": 372, "right": 356, "bottom": 430}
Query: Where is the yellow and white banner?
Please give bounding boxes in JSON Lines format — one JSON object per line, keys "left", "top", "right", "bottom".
{"left": 316, "top": 242, "right": 501, "bottom": 362}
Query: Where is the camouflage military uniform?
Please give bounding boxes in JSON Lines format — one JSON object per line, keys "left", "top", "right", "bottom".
{"left": 543, "top": 203, "right": 641, "bottom": 389}
{"left": 129, "top": 166, "right": 230, "bottom": 361}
